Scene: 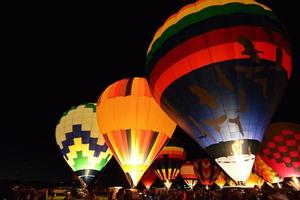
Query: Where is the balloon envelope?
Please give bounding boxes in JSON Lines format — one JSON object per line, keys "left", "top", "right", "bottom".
{"left": 260, "top": 122, "right": 300, "bottom": 178}
{"left": 140, "top": 168, "right": 157, "bottom": 189}
{"left": 55, "top": 103, "right": 112, "bottom": 186}
{"left": 180, "top": 161, "right": 198, "bottom": 189}
{"left": 194, "top": 158, "right": 220, "bottom": 186}
{"left": 146, "top": 0, "right": 291, "bottom": 183}
{"left": 154, "top": 140, "right": 186, "bottom": 189}
{"left": 96, "top": 77, "right": 176, "bottom": 186}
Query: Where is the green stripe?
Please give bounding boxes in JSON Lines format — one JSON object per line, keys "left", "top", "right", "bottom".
{"left": 73, "top": 151, "right": 88, "bottom": 171}
{"left": 58, "top": 103, "right": 95, "bottom": 123}
{"left": 84, "top": 103, "right": 96, "bottom": 112}
{"left": 147, "top": 3, "right": 278, "bottom": 64}
{"left": 96, "top": 153, "right": 112, "bottom": 171}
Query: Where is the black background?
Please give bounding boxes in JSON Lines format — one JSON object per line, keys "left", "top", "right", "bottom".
{"left": 1, "top": 0, "right": 299, "bottom": 185}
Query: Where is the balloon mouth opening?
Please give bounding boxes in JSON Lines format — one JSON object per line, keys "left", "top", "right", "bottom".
{"left": 216, "top": 154, "right": 255, "bottom": 183}
{"left": 76, "top": 169, "right": 99, "bottom": 187}
{"left": 164, "top": 179, "right": 172, "bottom": 190}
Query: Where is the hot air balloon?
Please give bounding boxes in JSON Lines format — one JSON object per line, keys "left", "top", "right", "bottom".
{"left": 140, "top": 168, "right": 157, "bottom": 189}
{"left": 254, "top": 154, "right": 283, "bottom": 184}
{"left": 96, "top": 77, "right": 176, "bottom": 186}
{"left": 180, "top": 161, "right": 198, "bottom": 189}
{"left": 146, "top": 0, "right": 291, "bottom": 184}
{"left": 260, "top": 122, "right": 300, "bottom": 179}
{"left": 154, "top": 140, "right": 186, "bottom": 189}
{"left": 194, "top": 158, "right": 220, "bottom": 187}
{"left": 55, "top": 103, "right": 112, "bottom": 186}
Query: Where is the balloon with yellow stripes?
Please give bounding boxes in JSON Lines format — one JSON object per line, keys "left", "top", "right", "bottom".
{"left": 154, "top": 139, "right": 186, "bottom": 189}
{"left": 55, "top": 103, "right": 112, "bottom": 186}
{"left": 96, "top": 77, "right": 176, "bottom": 187}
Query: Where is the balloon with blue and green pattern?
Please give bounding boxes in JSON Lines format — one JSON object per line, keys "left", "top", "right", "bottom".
{"left": 55, "top": 103, "right": 112, "bottom": 186}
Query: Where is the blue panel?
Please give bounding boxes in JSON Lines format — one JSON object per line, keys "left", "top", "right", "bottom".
{"left": 161, "top": 59, "right": 288, "bottom": 150}
{"left": 94, "top": 144, "right": 109, "bottom": 157}
{"left": 60, "top": 124, "right": 109, "bottom": 158}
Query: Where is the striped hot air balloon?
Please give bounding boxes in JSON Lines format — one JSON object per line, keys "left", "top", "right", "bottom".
{"left": 154, "top": 140, "right": 186, "bottom": 189}
{"left": 180, "top": 161, "right": 198, "bottom": 189}
{"left": 194, "top": 158, "right": 220, "bottom": 186}
{"left": 96, "top": 77, "right": 176, "bottom": 186}
{"left": 146, "top": 0, "right": 291, "bottom": 183}
{"left": 55, "top": 103, "right": 112, "bottom": 186}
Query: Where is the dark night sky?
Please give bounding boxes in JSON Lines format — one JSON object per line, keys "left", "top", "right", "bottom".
{"left": 1, "top": 1, "right": 299, "bottom": 185}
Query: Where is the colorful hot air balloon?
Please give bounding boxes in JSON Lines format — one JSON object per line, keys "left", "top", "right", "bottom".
{"left": 55, "top": 103, "right": 112, "bottom": 186}
{"left": 260, "top": 122, "right": 300, "bottom": 178}
{"left": 146, "top": 0, "right": 291, "bottom": 183}
{"left": 194, "top": 158, "right": 220, "bottom": 186}
{"left": 96, "top": 77, "right": 176, "bottom": 186}
{"left": 140, "top": 168, "right": 157, "bottom": 189}
{"left": 154, "top": 140, "right": 186, "bottom": 189}
{"left": 254, "top": 154, "right": 283, "bottom": 184}
{"left": 180, "top": 161, "right": 198, "bottom": 189}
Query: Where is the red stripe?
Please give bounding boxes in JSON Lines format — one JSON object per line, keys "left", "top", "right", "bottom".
{"left": 103, "top": 134, "right": 119, "bottom": 163}
{"left": 149, "top": 26, "right": 291, "bottom": 93}
{"left": 151, "top": 41, "right": 292, "bottom": 101}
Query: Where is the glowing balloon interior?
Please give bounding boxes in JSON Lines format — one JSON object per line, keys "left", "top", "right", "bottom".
{"left": 215, "top": 171, "right": 234, "bottom": 188}
{"left": 140, "top": 168, "right": 157, "bottom": 189}
{"left": 245, "top": 173, "right": 264, "bottom": 188}
{"left": 96, "top": 77, "right": 176, "bottom": 186}
{"left": 146, "top": 0, "right": 291, "bottom": 183}
{"left": 55, "top": 103, "right": 112, "bottom": 186}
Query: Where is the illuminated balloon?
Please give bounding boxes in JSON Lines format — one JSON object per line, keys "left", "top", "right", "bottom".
{"left": 154, "top": 140, "right": 186, "bottom": 189}
{"left": 146, "top": 0, "right": 291, "bottom": 183}
{"left": 245, "top": 172, "right": 264, "bottom": 188}
{"left": 254, "top": 154, "right": 283, "bottom": 183}
{"left": 140, "top": 168, "right": 157, "bottom": 189}
{"left": 194, "top": 158, "right": 220, "bottom": 186}
{"left": 96, "top": 77, "right": 176, "bottom": 186}
{"left": 55, "top": 103, "right": 112, "bottom": 186}
{"left": 180, "top": 161, "right": 198, "bottom": 189}
{"left": 215, "top": 171, "right": 235, "bottom": 187}
{"left": 260, "top": 122, "right": 300, "bottom": 178}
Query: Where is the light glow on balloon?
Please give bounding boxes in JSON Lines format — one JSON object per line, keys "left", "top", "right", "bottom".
{"left": 146, "top": 0, "right": 291, "bottom": 184}
{"left": 96, "top": 78, "right": 176, "bottom": 186}
{"left": 55, "top": 103, "right": 112, "bottom": 186}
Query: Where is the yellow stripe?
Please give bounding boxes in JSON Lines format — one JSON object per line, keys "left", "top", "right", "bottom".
{"left": 147, "top": 0, "right": 271, "bottom": 54}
